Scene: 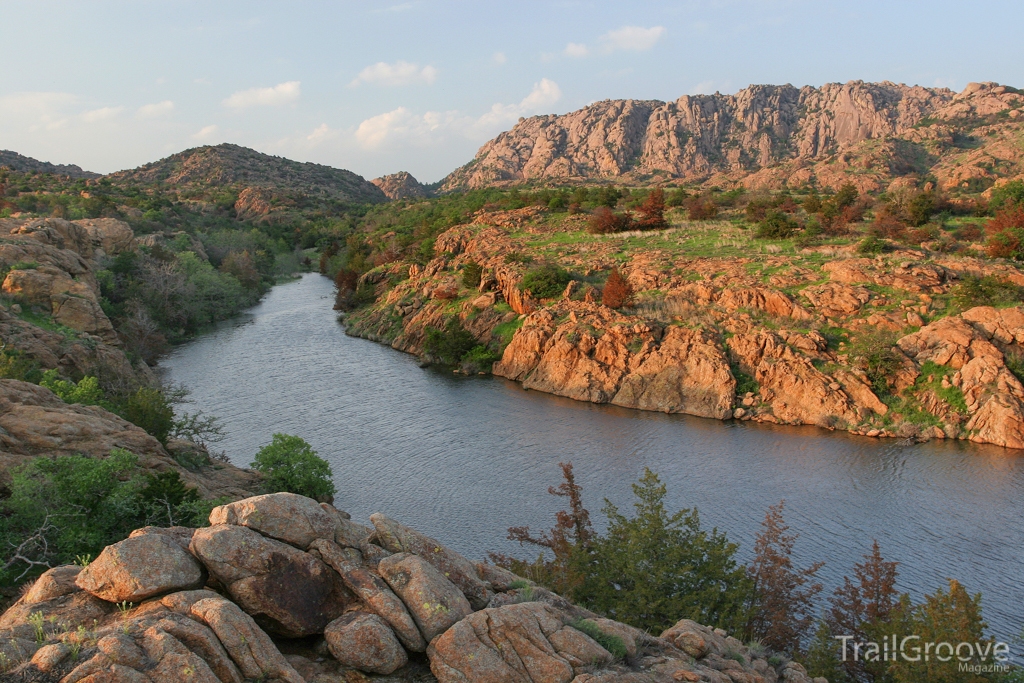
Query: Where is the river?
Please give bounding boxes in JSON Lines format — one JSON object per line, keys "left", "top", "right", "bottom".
{"left": 161, "top": 273, "right": 1024, "bottom": 645}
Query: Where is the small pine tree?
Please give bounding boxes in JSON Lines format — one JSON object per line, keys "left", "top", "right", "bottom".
{"left": 573, "top": 468, "right": 751, "bottom": 634}
{"left": 745, "top": 501, "right": 824, "bottom": 655}
{"left": 602, "top": 268, "right": 634, "bottom": 309}
{"left": 802, "top": 620, "right": 848, "bottom": 683}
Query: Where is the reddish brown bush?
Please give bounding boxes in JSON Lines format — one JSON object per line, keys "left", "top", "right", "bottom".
{"left": 686, "top": 196, "right": 718, "bottom": 220}
{"left": 868, "top": 211, "right": 908, "bottom": 240}
{"left": 601, "top": 268, "right": 634, "bottom": 309}
{"left": 587, "top": 206, "right": 631, "bottom": 234}
{"left": 636, "top": 188, "right": 668, "bottom": 230}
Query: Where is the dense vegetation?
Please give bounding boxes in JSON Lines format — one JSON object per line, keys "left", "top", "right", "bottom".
{"left": 493, "top": 464, "right": 1014, "bottom": 683}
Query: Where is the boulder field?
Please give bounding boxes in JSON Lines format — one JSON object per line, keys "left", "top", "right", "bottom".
{"left": 0, "top": 492, "right": 828, "bottom": 683}
{"left": 345, "top": 216, "right": 1024, "bottom": 451}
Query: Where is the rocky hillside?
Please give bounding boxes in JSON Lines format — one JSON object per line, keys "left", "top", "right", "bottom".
{"left": 0, "top": 151, "right": 98, "bottom": 179}
{"left": 343, "top": 203, "right": 1024, "bottom": 451}
{"left": 0, "top": 491, "right": 826, "bottom": 683}
{"left": 108, "top": 143, "right": 387, "bottom": 208}
{"left": 372, "top": 171, "right": 431, "bottom": 200}
{"left": 442, "top": 81, "right": 1024, "bottom": 194}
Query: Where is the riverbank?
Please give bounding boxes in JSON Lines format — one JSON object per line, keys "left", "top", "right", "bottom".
{"left": 341, "top": 207, "right": 1024, "bottom": 451}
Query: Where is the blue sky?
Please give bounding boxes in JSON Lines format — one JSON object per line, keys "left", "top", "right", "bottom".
{"left": 1, "top": 1, "right": 1022, "bottom": 182}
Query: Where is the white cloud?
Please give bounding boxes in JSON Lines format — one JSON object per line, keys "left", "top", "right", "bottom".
{"left": 599, "top": 25, "right": 665, "bottom": 52}
{"left": 564, "top": 42, "right": 589, "bottom": 58}
{"left": 493, "top": 52, "right": 507, "bottom": 65}
{"left": 307, "top": 123, "right": 340, "bottom": 144}
{"left": 137, "top": 100, "right": 174, "bottom": 118}
{"left": 0, "top": 92, "right": 77, "bottom": 131}
{"left": 223, "top": 81, "right": 301, "bottom": 108}
{"left": 350, "top": 61, "right": 437, "bottom": 87}
{"left": 193, "top": 124, "right": 219, "bottom": 141}
{"left": 81, "top": 106, "right": 124, "bottom": 122}
{"left": 476, "top": 78, "right": 562, "bottom": 130}
{"left": 355, "top": 107, "right": 460, "bottom": 149}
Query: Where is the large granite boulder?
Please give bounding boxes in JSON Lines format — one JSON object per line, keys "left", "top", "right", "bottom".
{"left": 75, "top": 534, "right": 204, "bottom": 603}
{"left": 427, "top": 602, "right": 612, "bottom": 683}
{"left": 208, "top": 493, "right": 335, "bottom": 548}
{"left": 371, "top": 513, "right": 493, "bottom": 609}
{"left": 189, "top": 524, "right": 353, "bottom": 637}
{"left": 378, "top": 552, "right": 472, "bottom": 643}
{"left": 324, "top": 611, "right": 408, "bottom": 675}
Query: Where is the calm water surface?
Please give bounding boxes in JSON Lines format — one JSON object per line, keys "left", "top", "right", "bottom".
{"left": 162, "top": 274, "right": 1024, "bottom": 644}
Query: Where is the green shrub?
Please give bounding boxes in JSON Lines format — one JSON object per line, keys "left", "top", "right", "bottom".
{"left": 847, "top": 330, "right": 904, "bottom": 397}
{"left": 462, "top": 262, "right": 483, "bottom": 289}
{"left": 460, "top": 345, "right": 500, "bottom": 373}
{"left": 569, "top": 619, "right": 629, "bottom": 660}
{"left": 755, "top": 211, "right": 799, "bottom": 239}
{"left": 119, "top": 387, "right": 174, "bottom": 444}
{"left": 423, "top": 317, "right": 478, "bottom": 365}
{"left": 0, "top": 349, "right": 42, "bottom": 383}
{"left": 520, "top": 264, "right": 571, "bottom": 299}
{"left": 951, "top": 275, "right": 1023, "bottom": 310}
{"left": 251, "top": 433, "right": 336, "bottom": 502}
{"left": 0, "top": 450, "right": 210, "bottom": 585}
{"left": 856, "top": 236, "right": 887, "bottom": 255}
{"left": 40, "top": 370, "right": 106, "bottom": 406}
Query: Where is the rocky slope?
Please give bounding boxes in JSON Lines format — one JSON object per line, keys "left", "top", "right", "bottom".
{"left": 0, "top": 491, "right": 828, "bottom": 683}
{"left": 108, "top": 143, "right": 387, "bottom": 207}
{"left": 344, "top": 207, "right": 1024, "bottom": 451}
{"left": 441, "top": 81, "right": 1024, "bottom": 194}
{"left": 0, "top": 151, "right": 98, "bottom": 179}
{"left": 372, "top": 172, "right": 431, "bottom": 200}
{"left": 0, "top": 215, "right": 259, "bottom": 496}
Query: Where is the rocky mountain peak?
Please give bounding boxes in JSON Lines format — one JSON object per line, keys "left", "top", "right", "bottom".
{"left": 371, "top": 171, "right": 431, "bottom": 200}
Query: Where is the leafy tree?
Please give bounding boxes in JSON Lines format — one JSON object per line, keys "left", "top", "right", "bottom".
{"left": 803, "top": 620, "right": 849, "bottom": 683}
{"left": 802, "top": 190, "right": 822, "bottom": 214}
{"left": 686, "top": 196, "right": 718, "bottom": 220}
{"left": 573, "top": 468, "right": 751, "bottom": 634}
{"left": 40, "top": 370, "right": 106, "bottom": 406}
{"left": 423, "top": 316, "right": 478, "bottom": 365}
{"left": 985, "top": 205, "right": 1024, "bottom": 260}
{"left": 490, "top": 462, "right": 593, "bottom": 597}
{"left": 989, "top": 179, "right": 1024, "bottom": 211}
{"left": 251, "top": 433, "right": 336, "bottom": 502}
{"left": 907, "top": 192, "right": 935, "bottom": 227}
{"left": 602, "top": 268, "right": 634, "bottom": 309}
{"left": 835, "top": 183, "right": 859, "bottom": 209}
{"left": 520, "top": 264, "right": 571, "bottom": 299}
{"left": 745, "top": 501, "right": 824, "bottom": 655}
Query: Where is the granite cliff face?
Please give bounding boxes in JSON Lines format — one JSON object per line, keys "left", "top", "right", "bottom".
{"left": 0, "top": 492, "right": 828, "bottom": 683}
{"left": 442, "top": 81, "right": 1024, "bottom": 193}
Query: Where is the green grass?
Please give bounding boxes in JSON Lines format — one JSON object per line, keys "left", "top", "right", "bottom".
{"left": 569, "top": 618, "right": 629, "bottom": 660}
{"left": 492, "top": 317, "right": 524, "bottom": 349}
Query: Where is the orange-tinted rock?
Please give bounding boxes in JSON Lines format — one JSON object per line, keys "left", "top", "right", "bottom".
{"left": 76, "top": 534, "right": 204, "bottom": 603}
{"left": 324, "top": 611, "right": 408, "bottom": 675}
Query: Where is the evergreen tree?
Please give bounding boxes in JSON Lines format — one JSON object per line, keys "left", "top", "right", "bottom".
{"left": 573, "top": 468, "right": 751, "bottom": 634}
{"left": 602, "top": 268, "right": 634, "bottom": 309}
{"left": 746, "top": 501, "right": 824, "bottom": 655}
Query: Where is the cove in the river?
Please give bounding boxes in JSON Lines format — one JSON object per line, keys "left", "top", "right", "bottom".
{"left": 161, "top": 273, "right": 1024, "bottom": 644}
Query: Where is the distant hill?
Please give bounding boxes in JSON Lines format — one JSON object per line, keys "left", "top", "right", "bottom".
{"left": 371, "top": 171, "right": 431, "bottom": 200}
{"left": 0, "top": 150, "right": 99, "bottom": 179}
{"left": 441, "top": 80, "right": 1024, "bottom": 194}
{"left": 108, "top": 143, "right": 387, "bottom": 205}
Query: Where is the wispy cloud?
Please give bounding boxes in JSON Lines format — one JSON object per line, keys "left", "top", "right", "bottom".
{"left": 564, "top": 42, "right": 589, "bottom": 58}
{"left": 559, "top": 26, "right": 665, "bottom": 60}
{"left": 193, "top": 124, "right": 219, "bottom": 140}
{"left": 81, "top": 106, "right": 124, "bottom": 122}
{"left": 307, "top": 123, "right": 340, "bottom": 144}
{"left": 354, "top": 79, "right": 562, "bottom": 150}
{"left": 493, "top": 52, "right": 507, "bottom": 65}
{"left": 137, "top": 100, "right": 174, "bottom": 118}
{"left": 350, "top": 61, "right": 437, "bottom": 87}
{"left": 223, "top": 81, "right": 300, "bottom": 108}
{"left": 0, "top": 92, "right": 77, "bottom": 131}
{"left": 599, "top": 25, "right": 666, "bottom": 52}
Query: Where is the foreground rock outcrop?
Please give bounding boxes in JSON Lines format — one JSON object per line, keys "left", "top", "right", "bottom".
{"left": 0, "top": 492, "right": 827, "bottom": 683}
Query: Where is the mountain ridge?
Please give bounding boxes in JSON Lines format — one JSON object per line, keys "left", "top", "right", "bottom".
{"left": 441, "top": 80, "right": 1024, "bottom": 194}
{"left": 0, "top": 150, "right": 99, "bottom": 179}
